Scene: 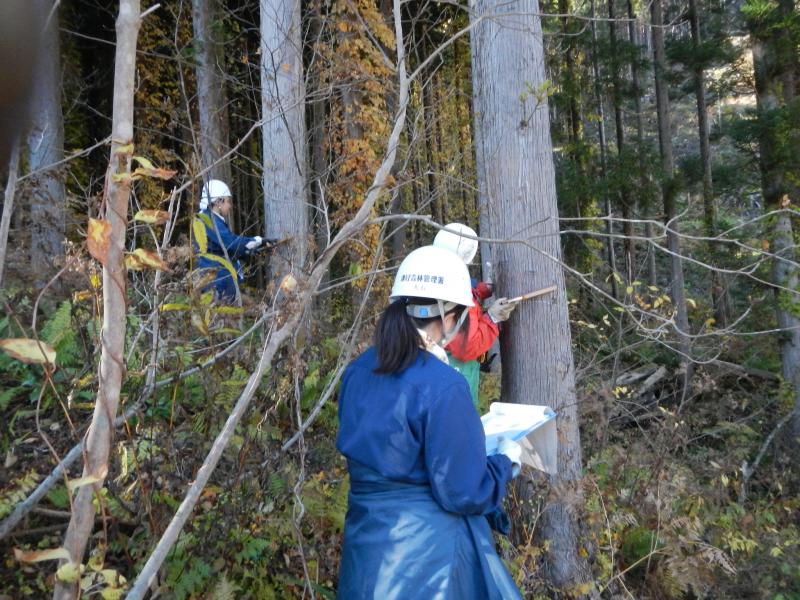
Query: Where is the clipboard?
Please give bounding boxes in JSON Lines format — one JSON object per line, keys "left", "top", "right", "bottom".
{"left": 481, "top": 402, "right": 558, "bottom": 474}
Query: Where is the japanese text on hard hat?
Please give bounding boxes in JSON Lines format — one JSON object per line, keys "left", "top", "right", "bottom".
{"left": 399, "top": 274, "right": 445, "bottom": 284}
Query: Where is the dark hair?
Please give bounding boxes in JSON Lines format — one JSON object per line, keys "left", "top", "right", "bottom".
{"left": 373, "top": 298, "right": 467, "bottom": 375}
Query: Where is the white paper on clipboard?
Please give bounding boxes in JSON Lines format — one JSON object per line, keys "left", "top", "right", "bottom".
{"left": 481, "top": 402, "right": 558, "bottom": 474}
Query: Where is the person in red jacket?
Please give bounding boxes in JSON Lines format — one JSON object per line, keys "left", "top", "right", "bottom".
{"left": 433, "top": 223, "right": 515, "bottom": 404}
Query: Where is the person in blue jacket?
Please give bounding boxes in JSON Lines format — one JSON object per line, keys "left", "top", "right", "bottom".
{"left": 195, "top": 179, "right": 264, "bottom": 302}
{"left": 336, "top": 245, "right": 523, "bottom": 600}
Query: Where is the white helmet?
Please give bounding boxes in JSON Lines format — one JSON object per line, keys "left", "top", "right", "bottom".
{"left": 199, "top": 179, "right": 232, "bottom": 210}
{"left": 390, "top": 246, "right": 474, "bottom": 311}
{"left": 433, "top": 223, "right": 479, "bottom": 264}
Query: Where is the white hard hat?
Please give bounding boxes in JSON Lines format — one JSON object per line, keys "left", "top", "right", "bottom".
{"left": 390, "top": 245, "right": 474, "bottom": 308}
{"left": 433, "top": 223, "right": 479, "bottom": 264}
{"left": 199, "top": 179, "right": 232, "bottom": 210}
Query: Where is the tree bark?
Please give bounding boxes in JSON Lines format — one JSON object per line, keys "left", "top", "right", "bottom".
{"left": 192, "top": 0, "right": 231, "bottom": 183}
{"left": 420, "top": 66, "right": 443, "bottom": 224}
{"left": 609, "top": 0, "right": 634, "bottom": 282}
{"left": 28, "top": 0, "right": 65, "bottom": 288}
{"left": 0, "top": 141, "right": 20, "bottom": 290}
{"left": 651, "top": 0, "right": 691, "bottom": 374}
{"left": 627, "top": 0, "right": 658, "bottom": 287}
{"left": 689, "top": 0, "right": 728, "bottom": 326}
{"left": 53, "top": 2, "right": 141, "bottom": 598}
{"left": 471, "top": 0, "right": 594, "bottom": 594}
{"left": 590, "top": 0, "right": 618, "bottom": 299}
{"left": 749, "top": 0, "right": 800, "bottom": 441}
{"left": 558, "top": 0, "right": 591, "bottom": 270}
{"left": 261, "top": 0, "right": 308, "bottom": 275}
{"left": 308, "top": 0, "right": 330, "bottom": 262}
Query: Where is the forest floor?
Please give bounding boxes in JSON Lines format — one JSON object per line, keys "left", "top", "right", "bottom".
{"left": 1, "top": 276, "right": 798, "bottom": 599}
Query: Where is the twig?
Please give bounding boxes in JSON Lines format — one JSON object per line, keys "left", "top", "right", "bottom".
{"left": 739, "top": 411, "right": 792, "bottom": 504}
{"left": 0, "top": 310, "right": 272, "bottom": 541}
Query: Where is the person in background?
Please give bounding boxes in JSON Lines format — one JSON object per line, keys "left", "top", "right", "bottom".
{"left": 195, "top": 179, "right": 264, "bottom": 302}
{"left": 433, "top": 223, "right": 516, "bottom": 406}
{"left": 336, "top": 245, "right": 523, "bottom": 599}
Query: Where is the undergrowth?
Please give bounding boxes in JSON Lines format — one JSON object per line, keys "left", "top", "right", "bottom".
{"left": 1, "top": 286, "right": 798, "bottom": 599}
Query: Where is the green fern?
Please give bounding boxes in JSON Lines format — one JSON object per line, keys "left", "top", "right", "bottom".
{"left": 40, "top": 300, "right": 79, "bottom": 366}
{"left": 218, "top": 365, "right": 248, "bottom": 410}
{"left": 208, "top": 575, "right": 238, "bottom": 600}
{"left": 267, "top": 473, "right": 286, "bottom": 500}
{"left": 0, "top": 469, "right": 41, "bottom": 518}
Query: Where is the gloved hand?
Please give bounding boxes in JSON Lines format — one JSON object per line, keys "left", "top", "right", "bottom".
{"left": 245, "top": 236, "right": 263, "bottom": 251}
{"left": 496, "top": 437, "right": 522, "bottom": 477}
{"left": 487, "top": 297, "right": 515, "bottom": 323}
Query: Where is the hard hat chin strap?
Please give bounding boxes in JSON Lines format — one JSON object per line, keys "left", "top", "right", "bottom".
{"left": 405, "top": 299, "right": 468, "bottom": 348}
{"left": 438, "top": 299, "right": 469, "bottom": 348}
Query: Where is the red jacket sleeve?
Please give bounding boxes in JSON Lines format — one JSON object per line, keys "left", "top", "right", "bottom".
{"left": 474, "top": 281, "right": 492, "bottom": 301}
{"left": 446, "top": 303, "right": 499, "bottom": 361}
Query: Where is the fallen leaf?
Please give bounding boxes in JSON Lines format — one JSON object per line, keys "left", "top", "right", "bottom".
{"left": 280, "top": 274, "right": 298, "bottom": 293}
{"left": 125, "top": 248, "right": 168, "bottom": 271}
{"left": 67, "top": 466, "right": 108, "bottom": 492}
{"left": 133, "top": 210, "right": 171, "bottom": 225}
{"left": 0, "top": 338, "right": 57, "bottom": 365}
{"left": 4, "top": 451, "right": 17, "bottom": 468}
{"left": 160, "top": 303, "right": 190, "bottom": 312}
{"left": 87, "top": 218, "right": 112, "bottom": 265}
{"left": 56, "top": 562, "right": 81, "bottom": 583}
{"left": 192, "top": 217, "right": 208, "bottom": 253}
{"left": 14, "top": 547, "right": 71, "bottom": 563}
{"left": 132, "top": 156, "right": 156, "bottom": 170}
{"left": 113, "top": 142, "right": 134, "bottom": 155}
{"left": 72, "top": 290, "right": 94, "bottom": 303}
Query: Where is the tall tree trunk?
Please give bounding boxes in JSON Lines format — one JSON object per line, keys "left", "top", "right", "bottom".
{"left": 559, "top": 0, "right": 590, "bottom": 270}
{"left": 192, "top": 0, "right": 231, "bottom": 183}
{"left": 421, "top": 69, "right": 443, "bottom": 224}
{"left": 628, "top": 0, "right": 658, "bottom": 287}
{"left": 471, "top": 0, "right": 594, "bottom": 594}
{"left": 689, "top": 0, "right": 728, "bottom": 325}
{"left": 609, "top": 0, "right": 634, "bottom": 282}
{"left": 308, "top": 0, "right": 330, "bottom": 262}
{"left": 0, "top": 142, "right": 20, "bottom": 290}
{"left": 749, "top": 0, "right": 800, "bottom": 440}
{"left": 28, "top": 0, "right": 65, "bottom": 288}
{"left": 651, "top": 0, "right": 691, "bottom": 376}
{"left": 53, "top": 2, "right": 141, "bottom": 598}
{"left": 590, "top": 0, "right": 618, "bottom": 299}
{"left": 261, "top": 0, "right": 308, "bottom": 274}
{"left": 0, "top": 2, "right": 39, "bottom": 169}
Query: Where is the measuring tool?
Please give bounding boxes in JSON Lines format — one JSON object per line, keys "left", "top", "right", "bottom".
{"left": 507, "top": 285, "right": 557, "bottom": 304}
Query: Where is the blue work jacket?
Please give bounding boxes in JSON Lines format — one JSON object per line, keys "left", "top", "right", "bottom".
{"left": 195, "top": 210, "right": 259, "bottom": 301}
{"left": 336, "top": 347, "right": 520, "bottom": 599}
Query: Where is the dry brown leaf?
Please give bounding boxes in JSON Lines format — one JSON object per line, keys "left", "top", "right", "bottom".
{"left": 86, "top": 218, "right": 112, "bottom": 264}
{"left": 0, "top": 338, "right": 57, "bottom": 365}
{"left": 133, "top": 209, "right": 171, "bottom": 225}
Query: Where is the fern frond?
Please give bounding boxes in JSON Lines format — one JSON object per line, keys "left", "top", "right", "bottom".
{"left": 209, "top": 575, "right": 238, "bottom": 600}
{"left": 40, "top": 300, "right": 79, "bottom": 366}
{"left": 0, "top": 469, "right": 41, "bottom": 519}
{"left": 41, "top": 300, "right": 72, "bottom": 347}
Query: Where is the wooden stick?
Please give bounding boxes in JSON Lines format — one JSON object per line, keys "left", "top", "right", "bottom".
{"left": 507, "top": 285, "right": 557, "bottom": 304}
